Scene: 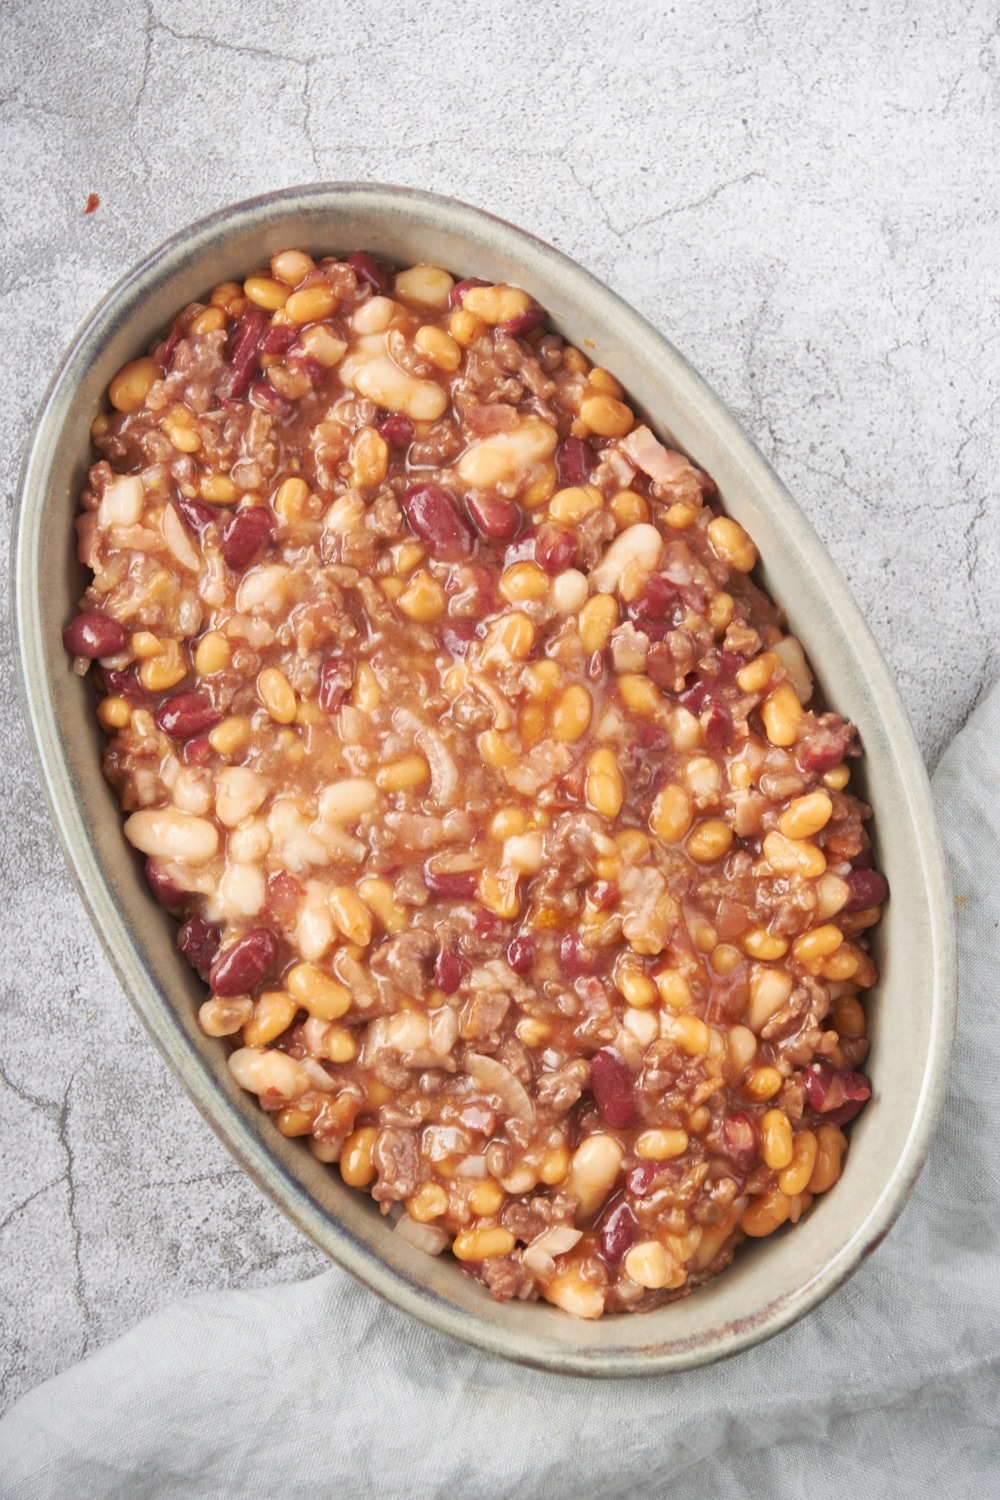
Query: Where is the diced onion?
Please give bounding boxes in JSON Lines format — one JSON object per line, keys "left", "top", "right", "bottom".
{"left": 98, "top": 475, "right": 144, "bottom": 529}
{"left": 162, "top": 503, "right": 201, "bottom": 571}
{"left": 415, "top": 726, "right": 459, "bottom": 809}
{"left": 522, "top": 1225, "right": 583, "bottom": 1274}
{"left": 466, "top": 1053, "right": 535, "bottom": 1124}
{"left": 393, "top": 1214, "right": 451, "bottom": 1256}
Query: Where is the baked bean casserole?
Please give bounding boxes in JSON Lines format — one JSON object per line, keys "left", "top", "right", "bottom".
{"left": 64, "top": 249, "right": 885, "bottom": 1318}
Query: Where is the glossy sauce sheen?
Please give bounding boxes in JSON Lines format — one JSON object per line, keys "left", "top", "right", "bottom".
{"left": 65, "top": 251, "right": 883, "bottom": 1319}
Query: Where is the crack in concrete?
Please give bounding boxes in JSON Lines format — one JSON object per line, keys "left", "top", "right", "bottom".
{"left": 795, "top": 457, "right": 873, "bottom": 510}
{"left": 135, "top": 0, "right": 155, "bottom": 115}
{"left": 964, "top": 492, "right": 989, "bottom": 634}
{"left": 141, "top": 12, "right": 338, "bottom": 180}
{"left": 55, "top": 1074, "right": 92, "bottom": 1357}
{"left": 623, "top": 171, "right": 768, "bottom": 238}
{"left": 0, "top": 1059, "right": 93, "bottom": 1357}
{"left": 152, "top": 16, "right": 320, "bottom": 71}
{"left": 0, "top": 1058, "right": 58, "bottom": 1117}
{"left": 302, "top": 59, "right": 321, "bottom": 177}
{"left": 740, "top": 263, "right": 787, "bottom": 458}
{"left": 564, "top": 159, "right": 620, "bottom": 241}
{"left": 0, "top": 1177, "right": 62, "bottom": 1236}
{"left": 142, "top": 1169, "right": 244, "bottom": 1192}
{"left": 561, "top": 157, "right": 768, "bottom": 248}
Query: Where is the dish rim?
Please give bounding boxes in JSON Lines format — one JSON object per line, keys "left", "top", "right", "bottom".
{"left": 11, "top": 182, "right": 956, "bottom": 1375}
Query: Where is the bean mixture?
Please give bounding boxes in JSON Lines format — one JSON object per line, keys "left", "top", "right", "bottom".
{"left": 64, "top": 249, "right": 885, "bottom": 1318}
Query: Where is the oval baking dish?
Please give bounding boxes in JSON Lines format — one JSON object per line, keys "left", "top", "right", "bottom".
{"left": 12, "top": 184, "right": 955, "bottom": 1375}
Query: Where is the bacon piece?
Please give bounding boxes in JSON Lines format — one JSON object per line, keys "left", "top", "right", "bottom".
{"left": 463, "top": 402, "right": 520, "bottom": 436}
{"left": 620, "top": 424, "right": 693, "bottom": 486}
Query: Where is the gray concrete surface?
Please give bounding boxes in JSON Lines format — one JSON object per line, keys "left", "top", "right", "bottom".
{"left": 1, "top": 0, "right": 997, "bottom": 1414}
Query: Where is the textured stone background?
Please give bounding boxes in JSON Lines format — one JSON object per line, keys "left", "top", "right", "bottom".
{"left": 1, "top": 0, "right": 997, "bottom": 1415}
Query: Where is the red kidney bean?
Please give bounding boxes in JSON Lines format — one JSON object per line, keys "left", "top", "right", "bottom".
{"left": 434, "top": 946, "right": 466, "bottom": 995}
{"left": 424, "top": 866, "right": 478, "bottom": 899}
{"left": 589, "top": 1047, "right": 638, "bottom": 1128}
{"left": 842, "top": 867, "right": 889, "bottom": 911}
{"left": 221, "top": 507, "right": 274, "bottom": 570}
{"left": 852, "top": 848, "right": 876, "bottom": 871}
{"left": 501, "top": 304, "right": 545, "bottom": 338}
{"left": 804, "top": 1061, "right": 870, "bottom": 1124}
{"left": 185, "top": 736, "right": 212, "bottom": 766}
{"left": 798, "top": 721, "right": 852, "bottom": 772}
{"left": 400, "top": 484, "right": 475, "bottom": 561}
{"left": 96, "top": 665, "right": 156, "bottom": 710}
{"left": 535, "top": 526, "right": 578, "bottom": 574}
{"left": 721, "top": 1112, "right": 758, "bottom": 1171}
{"left": 210, "top": 927, "right": 279, "bottom": 997}
{"left": 174, "top": 493, "right": 216, "bottom": 536}
{"left": 160, "top": 324, "right": 183, "bottom": 370}
{"left": 676, "top": 680, "right": 703, "bottom": 717}
{"left": 259, "top": 323, "right": 298, "bottom": 356}
{"left": 559, "top": 932, "right": 602, "bottom": 977}
{"left": 178, "top": 915, "right": 222, "bottom": 980}
{"left": 62, "top": 611, "right": 128, "bottom": 660}
{"left": 474, "top": 907, "right": 508, "bottom": 938}
{"left": 248, "top": 378, "right": 295, "bottom": 419}
{"left": 556, "top": 434, "right": 592, "bottom": 486}
{"left": 226, "top": 308, "right": 269, "bottom": 399}
{"left": 318, "top": 657, "right": 353, "bottom": 715}
{"left": 626, "top": 1163, "right": 659, "bottom": 1198}
{"left": 450, "top": 277, "right": 491, "bottom": 307}
{"left": 347, "top": 251, "right": 389, "bottom": 295}
{"left": 467, "top": 492, "right": 520, "bottom": 539}
{"left": 803, "top": 1059, "right": 836, "bottom": 1112}
{"left": 291, "top": 353, "right": 326, "bottom": 386}
{"left": 155, "top": 691, "right": 221, "bottom": 740}
{"left": 599, "top": 1197, "right": 638, "bottom": 1264}
{"left": 505, "top": 934, "right": 535, "bottom": 974}
{"left": 145, "top": 858, "right": 186, "bottom": 907}
{"left": 632, "top": 574, "right": 682, "bottom": 621}
{"left": 377, "top": 413, "right": 415, "bottom": 449}
{"left": 704, "top": 704, "right": 732, "bottom": 749}
{"left": 823, "top": 1080, "right": 871, "bottom": 1127}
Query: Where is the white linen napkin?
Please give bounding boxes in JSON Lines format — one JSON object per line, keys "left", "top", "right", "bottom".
{"left": 2, "top": 684, "right": 997, "bottom": 1500}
